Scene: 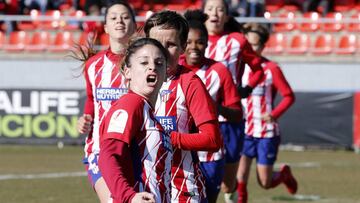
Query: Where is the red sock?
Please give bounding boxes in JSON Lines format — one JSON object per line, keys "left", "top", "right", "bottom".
{"left": 237, "top": 182, "right": 248, "bottom": 203}
{"left": 270, "top": 171, "right": 283, "bottom": 188}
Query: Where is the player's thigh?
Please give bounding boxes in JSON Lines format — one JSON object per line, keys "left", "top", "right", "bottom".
{"left": 237, "top": 155, "right": 253, "bottom": 182}
{"left": 200, "top": 159, "right": 225, "bottom": 196}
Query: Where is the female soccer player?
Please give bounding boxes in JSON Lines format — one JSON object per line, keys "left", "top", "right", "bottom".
{"left": 180, "top": 10, "right": 242, "bottom": 203}
{"left": 203, "top": 0, "right": 264, "bottom": 202}
{"left": 237, "top": 23, "right": 297, "bottom": 203}
{"left": 75, "top": 1, "right": 136, "bottom": 202}
{"left": 144, "top": 10, "right": 222, "bottom": 203}
{"left": 99, "top": 37, "right": 171, "bottom": 203}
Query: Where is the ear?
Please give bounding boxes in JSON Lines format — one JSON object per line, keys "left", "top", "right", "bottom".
{"left": 123, "top": 66, "right": 131, "bottom": 80}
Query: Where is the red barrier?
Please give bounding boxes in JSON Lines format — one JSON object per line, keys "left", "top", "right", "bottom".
{"left": 354, "top": 92, "right": 360, "bottom": 151}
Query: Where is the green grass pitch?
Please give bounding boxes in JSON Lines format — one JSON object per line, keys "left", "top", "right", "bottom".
{"left": 0, "top": 145, "right": 359, "bottom": 203}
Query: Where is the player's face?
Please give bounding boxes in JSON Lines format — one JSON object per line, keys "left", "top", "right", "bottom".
{"left": 246, "top": 32, "right": 263, "bottom": 55}
{"left": 104, "top": 4, "right": 135, "bottom": 43}
{"left": 124, "top": 44, "right": 167, "bottom": 100}
{"left": 185, "top": 28, "right": 207, "bottom": 66}
{"left": 148, "top": 26, "right": 184, "bottom": 76}
{"left": 204, "top": 0, "right": 228, "bottom": 35}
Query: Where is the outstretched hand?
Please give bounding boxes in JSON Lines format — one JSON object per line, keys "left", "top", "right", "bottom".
{"left": 77, "top": 114, "right": 93, "bottom": 134}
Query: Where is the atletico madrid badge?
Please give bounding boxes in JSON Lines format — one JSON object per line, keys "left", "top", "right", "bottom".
{"left": 160, "top": 90, "right": 172, "bottom": 102}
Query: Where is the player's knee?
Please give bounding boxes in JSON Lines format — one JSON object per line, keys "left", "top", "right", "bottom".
{"left": 258, "top": 178, "right": 272, "bottom": 189}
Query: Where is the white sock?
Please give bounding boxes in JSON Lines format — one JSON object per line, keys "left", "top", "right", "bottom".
{"left": 224, "top": 191, "right": 238, "bottom": 203}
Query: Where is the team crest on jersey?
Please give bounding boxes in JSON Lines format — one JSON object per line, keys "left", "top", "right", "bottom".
{"left": 156, "top": 116, "right": 177, "bottom": 133}
{"left": 96, "top": 88, "right": 128, "bottom": 101}
{"left": 160, "top": 90, "right": 172, "bottom": 102}
{"left": 107, "top": 109, "right": 128, "bottom": 134}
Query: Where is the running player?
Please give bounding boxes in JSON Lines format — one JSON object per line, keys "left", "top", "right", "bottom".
{"left": 75, "top": 1, "right": 136, "bottom": 202}
{"left": 99, "top": 37, "right": 170, "bottom": 203}
{"left": 144, "top": 10, "right": 222, "bottom": 202}
{"left": 203, "top": 0, "right": 264, "bottom": 202}
{"left": 237, "top": 23, "right": 297, "bottom": 203}
{"left": 180, "top": 10, "right": 242, "bottom": 203}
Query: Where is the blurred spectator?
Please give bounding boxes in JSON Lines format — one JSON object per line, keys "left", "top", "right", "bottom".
{"left": 82, "top": 0, "right": 104, "bottom": 36}
{"left": 227, "top": 0, "right": 264, "bottom": 17}
{"left": 0, "top": 0, "right": 18, "bottom": 14}
{"left": 305, "top": 0, "right": 334, "bottom": 16}
{"left": 20, "top": 0, "right": 48, "bottom": 14}
{"left": 48, "top": 0, "right": 69, "bottom": 10}
{"left": 0, "top": 0, "right": 19, "bottom": 33}
{"left": 247, "top": 0, "right": 265, "bottom": 17}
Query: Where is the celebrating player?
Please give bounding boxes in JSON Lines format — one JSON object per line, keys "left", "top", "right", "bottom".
{"left": 237, "top": 23, "right": 297, "bottom": 203}
{"left": 75, "top": 1, "right": 136, "bottom": 202}
{"left": 98, "top": 37, "right": 170, "bottom": 203}
{"left": 144, "top": 10, "right": 222, "bottom": 202}
{"left": 180, "top": 10, "right": 242, "bottom": 203}
{"left": 202, "top": 0, "right": 265, "bottom": 202}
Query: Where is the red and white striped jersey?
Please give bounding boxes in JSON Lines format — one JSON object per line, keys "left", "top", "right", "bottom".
{"left": 102, "top": 92, "right": 172, "bottom": 203}
{"left": 180, "top": 57, "right": 241, "bottom": 162}
{"left": 205, "top": 32, "right": 263, "bottom": 88}
{"left": 83, "top": 49, "right": 128, "bottom": 157}
{"left": 155, "top": 67, "right": 217, "bottom": 202}
{"left": 241, "top": 57, "right": 295, "bottom": 138}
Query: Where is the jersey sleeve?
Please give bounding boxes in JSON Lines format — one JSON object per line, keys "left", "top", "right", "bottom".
{"left": 239, "top": 36, "right": 264, "bottom": 88}
{"left": 101, "top": 97, "right": 143, "bottom": 144}
{"left": 184, "top": 74, "right": 218, "bottom": 126}
{"left": 170, "top": 120, "right": 221, "bottom": 151}
{"left": 269, "top": 63, "right": 295, "bottom": 119}
{"left": 83, "top": 63, "right": 95, "bottom": 116}
{"left": 99, "top": 139, "right": 137, "bottom": 203}
{"left": 217, "top": 63, "right": 241, "bottom": 108}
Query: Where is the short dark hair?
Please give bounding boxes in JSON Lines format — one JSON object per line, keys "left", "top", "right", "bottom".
{"left": 243, "top": 23, "right": 270, "bottom": 46}
{"left": 144, "top": 10, "right": 189, "bottom": 48}
{"left": 104, "top": 0, "right": 136, "bottom": 24}
{"left": 184, "top": 10, "right": 209, "bottom": 42}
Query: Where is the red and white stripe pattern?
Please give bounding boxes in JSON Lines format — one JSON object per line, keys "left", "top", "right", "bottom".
{"left": 205, "top": 33, "right": 244, "bottom": 86}
{"left": 190, "top": 64, "right": 224, "bottom": 162}
{"left": 241, "top": 64, "right": 279, "bottom": 138}
{"left": 84, "top": 50, "right": 127, "bottom": 157}
{"left": 155, "top": 70, "right": 207, "bottom": 203}
{"left": 137, "top": 99, "right": 172, "bottom": 203}
{"left": 103, "top": 93, "right": 172, "bottom": 202}
{"left": 179, "top": 57, "right": 242, "bottom": 162}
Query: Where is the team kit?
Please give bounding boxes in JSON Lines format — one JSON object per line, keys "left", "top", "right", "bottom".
{"left": 75, "top": 0, "right": 298, "bottom": 203}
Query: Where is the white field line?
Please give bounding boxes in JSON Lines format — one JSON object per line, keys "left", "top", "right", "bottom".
{"left": 274, "top": 162, "right": 321, "bottom": 169}
{"left": 0, "top": 162, "right": 320, "bottom": 181}
{"left": 0, "top": 171, "right": 86, "bottom": 181}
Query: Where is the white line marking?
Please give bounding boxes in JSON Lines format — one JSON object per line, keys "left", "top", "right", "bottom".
{"left": 0, "top": 171, "right": 87, "bottom": 181}
{"left": 275, "top": 162, "right": 321, "bottom": 168}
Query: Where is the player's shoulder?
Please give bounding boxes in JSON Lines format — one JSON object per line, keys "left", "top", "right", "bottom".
{"left": 178, "top": 65, "right": 198, "bottom": 79}
{"left": 85, "top": 50, "right": 107, "bottom": 67}
{"left": 261, "top": 56, "right": 281, "bottom": 71}
{"left": 206, "top": 58, "right": 227, "bottom": 71}
{"left": 179, "top": 66, "right": 200, "bottom": 82}
{"left": 178, "top": 65, "right": 204, "bottom": 87}
{"left": 111, "top": 92, "right": 145, "bottom": 113}
{"left": 228, "top": 32, "right": 247, "bottom": 42}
